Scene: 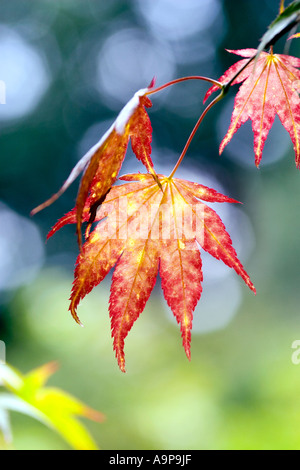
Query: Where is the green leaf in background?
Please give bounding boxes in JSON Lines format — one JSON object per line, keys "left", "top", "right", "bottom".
{"left": 0, "top": 408, "right": 12, "bottom": 448}
{"left": 257, "top": 0, "right": 300, "bottom": 54}
{"left": 0, "top": 362, "right": 105, "bottom": 450}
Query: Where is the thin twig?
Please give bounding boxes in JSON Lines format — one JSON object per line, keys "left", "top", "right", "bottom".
{"left": 146, "top": 76, "right": 222, "bottom": 96}
{"left": 168, "top": 91, "right": 224, "bottom": 179}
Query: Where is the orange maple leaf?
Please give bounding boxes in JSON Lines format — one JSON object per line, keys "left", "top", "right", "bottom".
{"left": 205, "top": 49, "right": 300, "bottom": 168}
{"left": 49, "top": 173, "right": 256, "bottom": 372}
{"left": 31, "top": 81, "right": 159, "bottom": 245}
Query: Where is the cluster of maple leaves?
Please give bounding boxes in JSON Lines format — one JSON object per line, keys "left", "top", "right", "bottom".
{"left": 32, "top": 8, "right": 300, "bottom": 371}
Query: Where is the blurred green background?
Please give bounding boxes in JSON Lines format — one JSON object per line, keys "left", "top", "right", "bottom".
{"left": 1, "top": 0, "right": 300, "bottom": 450}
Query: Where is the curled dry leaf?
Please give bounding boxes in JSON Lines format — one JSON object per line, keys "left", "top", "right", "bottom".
{"left": 31, "top": 81, "right": 159, "bottom": 245}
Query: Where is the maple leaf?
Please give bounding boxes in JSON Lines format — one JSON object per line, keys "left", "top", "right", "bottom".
{"left": 204, "top": 49, "right": 300, "bottom": 168}
{"left": 31, "top": 80, "right": 159, "bottom": 245}
{"left": 49, "top": 173, "right": 256, "bottom": 372}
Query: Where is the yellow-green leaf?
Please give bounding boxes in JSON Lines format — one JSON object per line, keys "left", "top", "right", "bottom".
{"left": 0, "top": 362, "right": 104, "bottom": 450}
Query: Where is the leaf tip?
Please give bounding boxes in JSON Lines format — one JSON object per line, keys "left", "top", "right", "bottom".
{"left": 185, "top": 348, "right": 191, "bottom": 362}
{"left": 46, "top": 227, "right": 57, "bottom": 240}
{"left": 30, "top": 189, "right": 64, "bottom": 217}
{"left": 288, "top": 32, "right": 300, "bottom": 40}
{"left": 182, "top": 332, "right": 192, "bottom": 361}
{"left": 40, "top": 360, "right": 60, "bottom": 380}
{"left": 69, "top": 304, "right": 84, "bottom": 327}
{"left": 148, "top": 76, "right": 156, "bottom": 89}
{"left": 118, "top": 357, "right": 126, "bottom": 373}
{"left": 248, "top": 281, "right": 256, "bottom": 295}
{"left": 83, "top": 406, "right": 106, "bottom": 423}
{"left": 219, "top": 142, "right": 225, "bottom": 155}
{"left": 226, "top": 196, "right": 242, "bottom": 204}
{"left": 114, "top": 343, "right": 127, "bottom": 372}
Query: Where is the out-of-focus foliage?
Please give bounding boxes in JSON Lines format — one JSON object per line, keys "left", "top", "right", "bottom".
{"left": 0, "top": 362, "right": 104, "bottom": 450}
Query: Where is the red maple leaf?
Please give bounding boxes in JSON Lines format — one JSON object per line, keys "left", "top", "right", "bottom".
{"left": 205, "top": 49, "right": 300, "bottom": 168}
{"left": 31, "top": 80, "right": 159, "bottom": 245}
{"left": 49, "top": 173, "right": 256, "bottom": 372}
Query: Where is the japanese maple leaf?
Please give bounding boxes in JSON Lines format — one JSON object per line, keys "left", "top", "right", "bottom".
{"left": 31, "top": 80, "right": 159, "bottom": 245}
{"left": 48, "top": 173, "right": 256, "bottom": 372}
{"left": 205, "top": 49, "right": 300, "bottom": 168}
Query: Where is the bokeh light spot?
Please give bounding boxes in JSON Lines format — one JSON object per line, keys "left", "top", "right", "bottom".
{"left": 0, "top": 203, "right": 44, "bottom": 291}
{"left": 0, "top": 26, "right": 50, "bottom": 121}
